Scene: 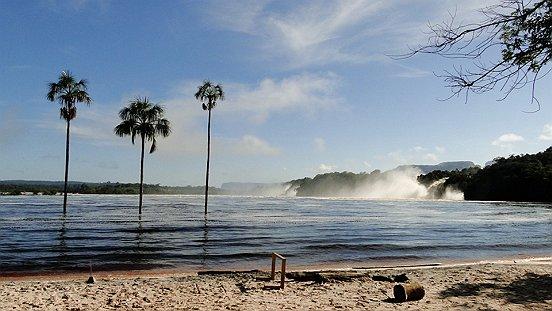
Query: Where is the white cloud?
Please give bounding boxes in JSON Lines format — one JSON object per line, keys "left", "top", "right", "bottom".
{"left": 387, "top": 145, "right": 442, "bottom": 165}
{"left": 435, "top": 146, "right": 446, "bottom": 154}
{"left": 39, "top": 73, "right": 339, "bottom": 158}
{"left": 423, "top": 153, "right": 438, "bottom": 162}
{"left": 40, "top": 106, "right": 122, "bottom": 146}
{"left": 394, "top": 67, "right": 431, "bottom": 78}
{"left": 230, "top": 135, "right": 280, "bottom": 156}
{"left": 0, "top": 109, "right": 26, "bottom": 145}
{"left": 207, "top": 0, "right": 390, "bottom": 67}
{"left": 492, "top": 133, "right": 524, "bottom": 148}
{"left": 539, "top": 124, "right": 552, "bottom": 141}
{"left": 363, "top": 161, "right": 372, "bottom": 168}
{"left": 148, "top": 73, "right": 340, "bottom": 156}
{"left": 204, "top": 0, "right": 269, "bottom": 35}
{"left": 316, "top": 163, "right": 336, "bottom": 173}
{"left": 226, "top": 73, "right": 342, "bottom": 123}
{"left": 314, "top": 137, "right": 326, "bottom": 151}
{"left": 204, "top": 0, "right": 493, "bottom": 68}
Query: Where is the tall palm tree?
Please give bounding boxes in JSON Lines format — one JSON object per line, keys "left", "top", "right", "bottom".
{"left": 114, "top": 97, "right": 171, "bottom": 215}
{"left": 195, "top": 81, "right": 224, "bottom": 215}
{"left": 47, "top": 70, "right": 92, "bottom": 214}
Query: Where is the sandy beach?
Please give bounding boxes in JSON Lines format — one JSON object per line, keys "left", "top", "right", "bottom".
{"left": 1, "top": 257, "right": 551, "bottom": 310}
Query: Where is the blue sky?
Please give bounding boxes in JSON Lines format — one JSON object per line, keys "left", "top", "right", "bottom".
{"left": 1, "top": 0, "right": 551, "bottom": 186}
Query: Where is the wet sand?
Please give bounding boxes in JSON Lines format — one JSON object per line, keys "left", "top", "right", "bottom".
{"left": 1, "top": 257, "right": 551, "bottom": 310}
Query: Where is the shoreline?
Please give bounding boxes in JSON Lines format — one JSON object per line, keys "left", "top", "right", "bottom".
{"left": 2, "top": 254, "right": 551, "bottom": 282}
{"left": 2, "top": 256, "right": 551, "bottom": 310}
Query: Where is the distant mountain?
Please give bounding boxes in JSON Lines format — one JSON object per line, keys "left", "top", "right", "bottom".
{"left": 394, "top": 161, "right": 478, "bottom": 174}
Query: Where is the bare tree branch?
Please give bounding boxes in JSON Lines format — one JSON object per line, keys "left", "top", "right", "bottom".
{"left": 395, "top": 0, "right": 552, "bottom": 109}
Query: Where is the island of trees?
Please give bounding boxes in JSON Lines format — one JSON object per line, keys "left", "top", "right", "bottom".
{"left": 418, "top": 147, "right": 552, "bottom": 202}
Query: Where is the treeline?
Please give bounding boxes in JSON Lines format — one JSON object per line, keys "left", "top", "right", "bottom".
{"left": 288, "top": 170, "right": 383, "bottom": 197}
{"left": 0, "top": 182, "right": 224, "bottom": 196}
{"left": 287, "top": 161, "right": 476, "bottom": 197}
{"left": 288, "top": 168, "right": 412, "bottom": 197}
{"left": 418, "top": 147, "right": 552, "bottom": 202}
{"left": 417, "top": 167, "right": 480, "bottom": 199}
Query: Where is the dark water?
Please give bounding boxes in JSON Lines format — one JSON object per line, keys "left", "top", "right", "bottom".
{"left": 0, "top": 195, "right": 551, "bottom": 274}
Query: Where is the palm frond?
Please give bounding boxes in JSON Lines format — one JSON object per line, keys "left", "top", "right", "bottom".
{"left": 46, "top": 82, "right": 59, "bottom": 101}
{"left": 149, "top": 138, "right": 157, "bottom": 154}
{"left": 115, "top": 97, "right": 171, "bottom": 150}
{"left": 59, "top": 106, "right": 77, "bottom": 121}
{"left": 47, "top": 70, "right": 92, "bottom": 121}
{"left": 155, "top": 118, "right": 171, "bottom": 137}
{"left": 195, "top": 80, "right": 224, "bottom": 110}
{"left": 114, "top": 120, "right": 136, "bottom": 138}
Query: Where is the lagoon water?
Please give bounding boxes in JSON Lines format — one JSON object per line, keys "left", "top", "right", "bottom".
{"left": 0, "top": 195, "right": 551, "bottom": 274}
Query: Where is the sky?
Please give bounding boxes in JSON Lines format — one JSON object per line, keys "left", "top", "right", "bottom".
{"left": 0, "top": 0, "right": 551, "bottom": 186}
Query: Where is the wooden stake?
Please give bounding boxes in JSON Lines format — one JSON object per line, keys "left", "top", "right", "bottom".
{"left": 280, "top": 258, "right": 286, "bottom": 289}
{"left": 271, "top": 253, "right": 276, "bottom": 280}
{"left": 270, "top": 252, "right": 287, "bottom": 289}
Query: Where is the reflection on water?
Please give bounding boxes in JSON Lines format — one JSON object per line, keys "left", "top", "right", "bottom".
{"left": 202, "top": 217, "right": 209, "bottom": 268}
{"left": 56, "top": 216, "right": 67, "bottom": 266}
{"left": 0, "top": 195, "right": 551, "bottom": 274}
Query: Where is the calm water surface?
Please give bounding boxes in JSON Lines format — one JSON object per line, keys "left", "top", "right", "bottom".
{"left": 0, "top": 195, "right": 551, "bottom": 274}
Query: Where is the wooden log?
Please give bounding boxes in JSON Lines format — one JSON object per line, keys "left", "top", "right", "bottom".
{"left": 393, "top": 282, "right": 425, "bottom": 302}
{"left": 197, "top": 269, "right": 261, "bottom": 275}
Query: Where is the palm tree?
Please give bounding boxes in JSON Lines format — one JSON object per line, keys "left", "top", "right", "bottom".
{"left": 47, "top": 70, "right": 92, "bottom": 214}
{"left": 195, "top": 81, "right": 224, "bottom": 215}
{"left": 114, "top": 97, "right": 171, "bottom": 215}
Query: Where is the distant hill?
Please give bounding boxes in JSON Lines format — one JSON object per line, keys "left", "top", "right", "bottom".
{"left": 394, "top": 161, "right": 478, "bottom": 174}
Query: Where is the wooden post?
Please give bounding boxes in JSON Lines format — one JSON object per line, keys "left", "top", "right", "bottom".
{"left": 271, "top": 253, "right": 276, "bottom": 280}
{"left": 270, "top": 252, "right": 287, "bottom": 289}
{"left": 280, "top": 258, "right": 286, "bottom": 289}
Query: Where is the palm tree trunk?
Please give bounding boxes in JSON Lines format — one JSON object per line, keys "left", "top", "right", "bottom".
{"left": 139, "top": 135, "right": 145, "bottom": 215}
{"left": 63, "top": 119, "right": 70, "bottom": 214}
{"left": 204, "top": 109, "right": 211, "bottom": 215}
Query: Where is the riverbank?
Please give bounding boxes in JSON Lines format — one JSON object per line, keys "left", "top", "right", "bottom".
{"left": 1, "top": 257, "right": 551, "bottom": 310}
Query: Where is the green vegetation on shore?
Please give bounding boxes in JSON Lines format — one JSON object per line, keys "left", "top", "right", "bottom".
{"left": 4, "top": 148, "right": 552, "bottom": 202}
{"left": 288, "top": 171, "right": 382, "bottom": 197}
{"left": 0, "top": 181, "right": 224, "bottom": 196}
{"left": 418, "top": 147, "right": 552, "bottom": 202}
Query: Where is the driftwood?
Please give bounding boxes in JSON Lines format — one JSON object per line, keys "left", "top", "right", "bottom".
{"left": 372, "top": 273, "right": 409, "bottom": 283}
{"left": 285, "top": 271, "right": 326, "bottom": 283}
{"left": 197, "top": 269, "right": 261, "bottom": 276}
{"left": 286, "top": 271, "right": 369, "bottom": 283}
{"left": 393, "top": 282, "right": 425, "bottom": 302}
